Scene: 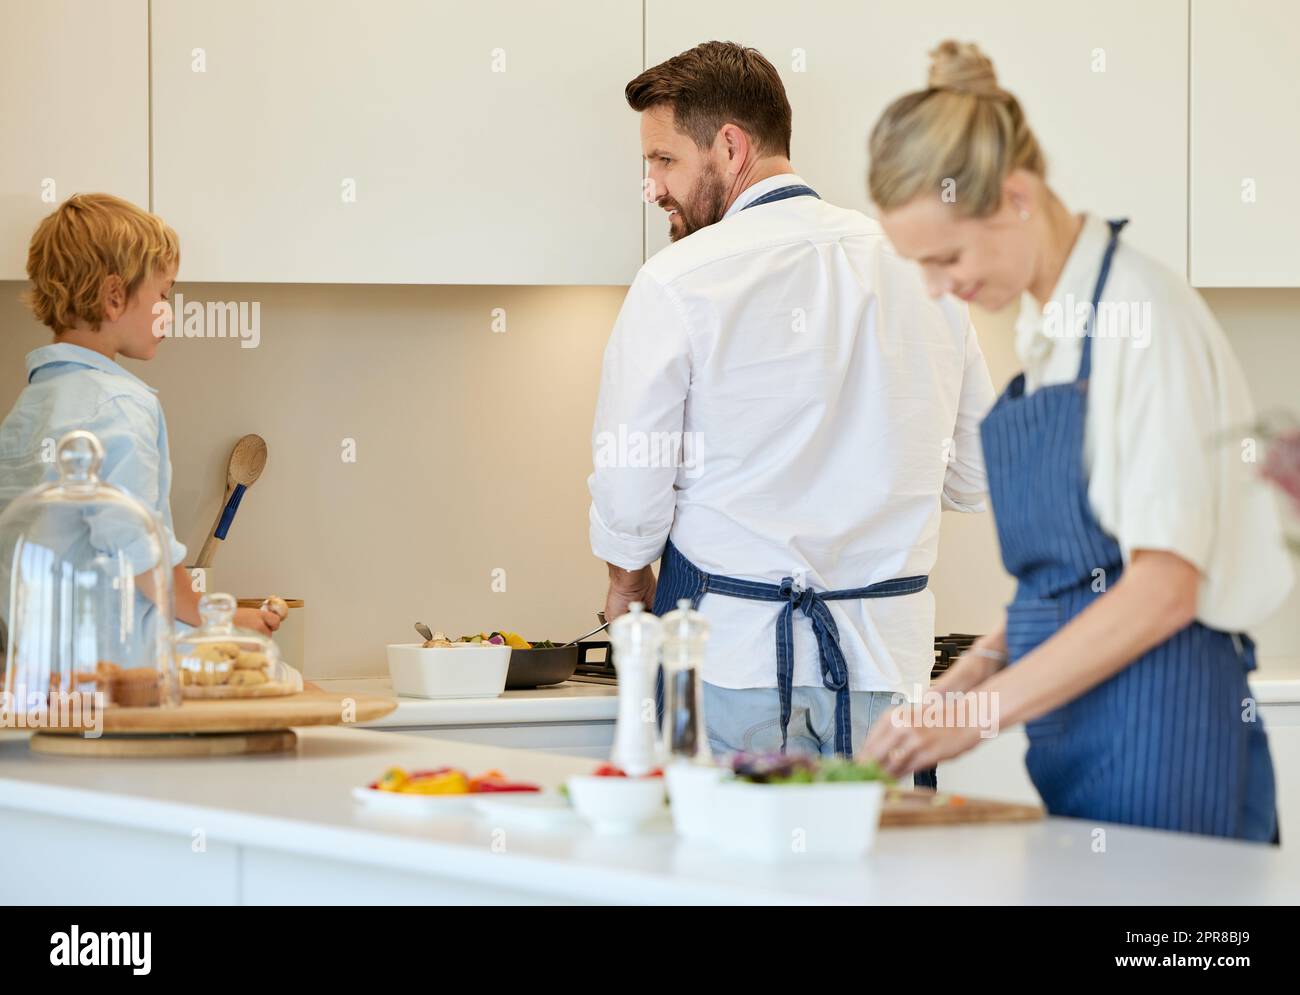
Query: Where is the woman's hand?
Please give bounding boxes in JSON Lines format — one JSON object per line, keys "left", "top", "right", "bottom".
{"left": 604, "top": 563, "right": 656, "bottom": 621}
{"left": 860, "top": 701, "right": 985, "bottom": 778}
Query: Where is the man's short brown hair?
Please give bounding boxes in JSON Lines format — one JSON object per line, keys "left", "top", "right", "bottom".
{"left": 625, "top": 41, "right": 792, "bottom": 158}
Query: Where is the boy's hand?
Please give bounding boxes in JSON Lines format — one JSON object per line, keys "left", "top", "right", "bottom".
{"left": 234, "top": 606, "right": 283, "bottom": 635}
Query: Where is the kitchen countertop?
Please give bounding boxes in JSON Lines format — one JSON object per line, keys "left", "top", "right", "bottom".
{"left": 1248, "top": 657, "right": 1300, "bottom": 704}
{"left": 313, "top": 678, "right": 617, "bottom": 727}
{"left": 314, "top": 659, "right": 1300, "bottom": 729}
{"left": 1, "top": 726, "right": 1295, "bottom": 904}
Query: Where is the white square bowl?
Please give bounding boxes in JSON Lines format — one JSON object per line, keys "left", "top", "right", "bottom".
{"left": 386, "top": 643, "right": 511, "bottom": 699}
{"left": 669, "top": 770, "right": 885, "bottom": 862}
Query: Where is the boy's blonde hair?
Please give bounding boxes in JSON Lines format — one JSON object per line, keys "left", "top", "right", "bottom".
{"left": 24, "top": 193, "right": 179, "bottom": 333}
{"left": 868, "top": 41, "right": 1046, "bottom": 218}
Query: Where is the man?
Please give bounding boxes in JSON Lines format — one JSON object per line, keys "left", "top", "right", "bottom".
{"left": 588, "top": 41, "right": 995, "bottom": 760}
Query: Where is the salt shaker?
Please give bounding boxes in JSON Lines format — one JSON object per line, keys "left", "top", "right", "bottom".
{"left": 608, "top": 602, "right": 663, "bottom": 776}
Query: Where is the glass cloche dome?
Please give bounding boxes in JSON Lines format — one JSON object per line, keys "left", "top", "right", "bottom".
{"left": 174, "top": 592, "right": 298, "bottom": 697}
{"left": 0, "top": 430, "right": 180, "bottom": 712}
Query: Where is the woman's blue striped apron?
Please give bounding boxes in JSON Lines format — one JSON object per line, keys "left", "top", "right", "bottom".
{"left": 979, "top": 218, "right": 1278, "bottom": 842}
{"left": 649, "top": 177, "right": 929, "bottom": 759}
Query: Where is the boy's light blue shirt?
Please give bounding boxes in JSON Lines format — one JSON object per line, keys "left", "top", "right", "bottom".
{"left": 0, "top": 342, "right": 187, "bottom": 572}
{"left": 0, "top": 340, "right": 188, "bottom": 652}
{"left": 0, "top": 343, "right": 189, "bottom": 669}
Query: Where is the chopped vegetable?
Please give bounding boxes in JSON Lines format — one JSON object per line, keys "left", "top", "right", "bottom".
{"left": 730, "top": 752, "right": 895, "bottom": 786}
{"left": 421, "top": 628, "right": 541, "bottom": 649}
{"left": 471, "top": 779, "right": 542, "bottom": 793}
{"left": 401, "top": 770, "right": 470, "bottom": 795}
{"left": 592, "top": 763, "right": 662, "bottom": 778}
{"left": 369, "top": 766, "right": 539, "bottom": 795}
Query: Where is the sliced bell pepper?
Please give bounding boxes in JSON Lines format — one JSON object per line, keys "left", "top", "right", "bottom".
{"left": 471, "top": 780, "right": 541, "bottom": 793}
{"left": 406, "top": 767, "right": 456, "bottom": 781}
{"left": 400, "top": 770, "right": 470, "bottom": 795}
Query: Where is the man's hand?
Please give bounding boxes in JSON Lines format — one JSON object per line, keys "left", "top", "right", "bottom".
{"left": 605, "top": 563, "right": 657, "bottom": 620}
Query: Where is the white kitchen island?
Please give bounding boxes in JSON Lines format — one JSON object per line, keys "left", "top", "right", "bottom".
{"left": 1, "top": 726, "right": 1296, "bottom": 905}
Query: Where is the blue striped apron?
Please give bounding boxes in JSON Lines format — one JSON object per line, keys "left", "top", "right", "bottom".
{"left": 653, "top": 543, "right": 927, "bottom": 757}
{"left": 740, "top": 181, "right": 820, "bottom": 210}
{"left": 650, "top": 174, "right": 926, "bottom": 758}
{"left": 979, "top": 218, "right": 1278, "bottom": 842}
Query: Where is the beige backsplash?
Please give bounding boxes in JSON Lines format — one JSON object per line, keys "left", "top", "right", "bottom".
{"left": 0, "top": 281, "right": 1294, "bottom": 678}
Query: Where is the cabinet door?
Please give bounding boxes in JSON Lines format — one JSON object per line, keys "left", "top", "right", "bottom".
{"left": 645, "top": 0, "right": 1188, "bottom": 277}
{"left": 0, "top": 0, "right": 149, "bottom": 280}
{"left": 151, "top": 0, "right": 643, "bottom": 284}
{"left": 1190, "top": 0, "right": 1300, "bottom": 286}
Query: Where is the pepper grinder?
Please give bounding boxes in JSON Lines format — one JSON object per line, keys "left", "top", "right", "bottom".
{"left": 660, "top": 597, "right": 711, "bottom": 762}
{"left": 608, "top": 602, "right": 663, "bottom": 776}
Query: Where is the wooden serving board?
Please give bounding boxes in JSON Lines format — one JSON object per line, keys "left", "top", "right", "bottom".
{"left": 32, "top": 689, "right": 396, "bottom": 737}
{"left": 31, "top": 730, "right": 297, "bottom": 758}
{"left": 880, "top": 788, "right": 1043, "bottom": 827}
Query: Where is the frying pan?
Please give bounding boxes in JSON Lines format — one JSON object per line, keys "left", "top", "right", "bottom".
{"left": 505, "top": 641, "right": 610, "bottom": 689}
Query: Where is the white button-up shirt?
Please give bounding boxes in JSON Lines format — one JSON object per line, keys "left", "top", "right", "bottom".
{"left": 589, "top": 174, "right": 995, "bottom": 693}
{"left": 1015, "top": 213, "right": 1293, "bottom": 630}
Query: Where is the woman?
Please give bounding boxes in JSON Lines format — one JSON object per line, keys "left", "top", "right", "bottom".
{"left": 860, "top": 41, "right": 1293, "bottom": 842}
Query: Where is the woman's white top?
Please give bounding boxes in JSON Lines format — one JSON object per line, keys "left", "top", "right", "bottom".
{"left": 1014, "top": 213, "right": 1293, "bottom": 631}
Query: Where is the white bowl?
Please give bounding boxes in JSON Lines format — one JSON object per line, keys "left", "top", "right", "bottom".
{"left": 664, "top": 760, "right": 729, "bottom": 841}
{"left": 386, "top": 642, "right": 511, "bottom": 699}
{"left": 566, "top": 774, "right": 667, "bottom": 834}
{"left": 671, "top": 775, "right": 885, "bottom": 862}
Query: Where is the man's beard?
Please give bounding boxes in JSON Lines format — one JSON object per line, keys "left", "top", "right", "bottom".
{"left": 661, "top": 164, "right": 728, "bottom": 242}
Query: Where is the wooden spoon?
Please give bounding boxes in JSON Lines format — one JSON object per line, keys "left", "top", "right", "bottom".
{"left": 195, "top": 434, "right": 268, "bottom": 568}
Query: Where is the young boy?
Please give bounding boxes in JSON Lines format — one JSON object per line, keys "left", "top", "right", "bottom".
{"left": 0, "top": 193, "right": 280, "bottom": 651}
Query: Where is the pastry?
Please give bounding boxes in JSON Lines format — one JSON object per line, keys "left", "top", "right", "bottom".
{"left": 227, "top": 669, "right": 268, "bottom": 687}
{"left": 234, "top": 650, "right": 269, "bottom": 671}
{"left": 189, "top": 659, "right": 231, "bottom": 686}
{"left": 111, "top": 667, "right": 161, "bottom": 707}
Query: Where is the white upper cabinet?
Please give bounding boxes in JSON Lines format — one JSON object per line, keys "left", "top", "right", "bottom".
{"left": 151, "top": 0, "right": 643, "bottom": 284}
{"left": 1190, "top": 0, "right": 1300, "bottom": 287}
{"left": 645, "top": 0, "right": 1189, "bottom": 278}
{"left": 0, "top": 0, "right": 149, "bottom": 280}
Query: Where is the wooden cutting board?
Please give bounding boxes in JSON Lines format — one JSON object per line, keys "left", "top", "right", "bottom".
{"left": 881, "top": 788, "right": 1043, "bottom": 826}
{"left": 30, "top": 730, "right": 298, "bottom": 758}
{"left": 31, "top": 689, "right": 396, "bottom": 737}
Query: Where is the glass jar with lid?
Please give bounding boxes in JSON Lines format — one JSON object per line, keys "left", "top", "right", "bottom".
{"left": 0, "top": 430, "right": 180, "bottom": 713}
{"left": 174, "top": 592, "right": 299, "bottom": 697}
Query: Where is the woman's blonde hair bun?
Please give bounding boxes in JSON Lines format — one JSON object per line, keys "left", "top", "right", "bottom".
{"left": 927, "top": 40, "right": 1001, "bottom": 98}
{"left": 867, "top": 39, "right": 1045, "bottom": 218}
